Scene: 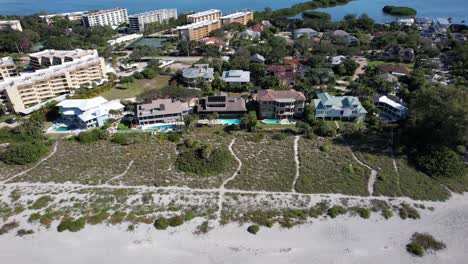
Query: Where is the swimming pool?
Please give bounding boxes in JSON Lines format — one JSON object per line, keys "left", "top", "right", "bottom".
{"left": 261, "top": 119, "right": 281, "bottom": 124}
{"left": 148, "top": 124, "right": 177, "bottom": 130}
{"left": 217, "top": 119, "right": 241, "bottom": 125}
{"left": 54, "top": 126, "right": 72, "bottom": 132}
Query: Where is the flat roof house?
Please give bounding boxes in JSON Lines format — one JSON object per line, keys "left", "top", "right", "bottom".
{"left": 250, "top": 54, "right": 265, "bottom": 64}
{"left": 373, "top": 94, "right": 407, "bottom": 122}
{"left": 314, "top": 93, "right": 367, "bottom": 121}
{"left": 197, "top": 92, "right": 247, "bottom": 118}
{"left": 182, "top": 64, "right": 214, "bottom": 85}
{"left": 0, "top": 20, "right": 23, "bottom": 31}
{"left": 222, "top": 70, "right": 250, "bottom": 84}
{"left": 57, "top": 96, "right": 124, "bottom": 129}
{"left": 256, "top": 89, "right": 306, "bottom": 119}
{"left": 136, "top": 99, "right": 190, "bottom": 126}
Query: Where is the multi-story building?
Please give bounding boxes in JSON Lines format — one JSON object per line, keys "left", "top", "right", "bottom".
{"left": 256, "top": 89, "right": 306, "bottom": 120}
{"left": 197, "top": 92, "right": 247, "bottom": 118}
{"left": 220, "top": 11, "right": 253, "bottom": 25}
{"left": 39, "top": 11, "right": 87, "bottom": 24}
{"left": 0, "top": 54, "right": 106, "bottom": 113}
{"left": 182, "top": 64, "right": 214, "bottom": 85}
{"left": 0, "top": 57, "right": 18, "bottom": 81}
{"left": 0, "top": 20, "right": 23, "bottom": 31}
{"left": 313, "top": 93, "right": 367, "bottom": 121}
{"left": 81, "top": 8, "right": 128, "bottom": 28}
{"left": 129, "top": 9, "right": 177, "bottom": 32}
{"left": 57, "top": 96, "right": 124, "bottom": 129}
{"left": 29, "top": 49, "right": 98, "bottom": 69}
{"left": 187, "top": 9, "right": 222, "bottom": 23}
{"left": 373, "top": 95, "right": 407, "bottom": 122}
{"left": 136, "top": 99, "right": 190, "bottom": 126}
{"left": 177, "top": 20, "right": 221, "bottom": 41}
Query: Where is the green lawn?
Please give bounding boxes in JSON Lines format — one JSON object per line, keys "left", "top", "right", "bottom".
{"left": 368, "top": 60, "right": 414, "bottom": 70}
{"left": 100, "top": 75, "right": 171, "bottom": 100}
{"left": 0, "top": 114, "right": 17, "bottom": 123}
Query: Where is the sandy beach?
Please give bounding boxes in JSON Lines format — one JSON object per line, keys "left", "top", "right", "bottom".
{"left": 1, "top": 193, "right": 467, "bottom": 264}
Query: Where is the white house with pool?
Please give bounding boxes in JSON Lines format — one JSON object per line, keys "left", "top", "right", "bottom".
{"left": 56, "top": 96, "right": 124, "bottom": 130}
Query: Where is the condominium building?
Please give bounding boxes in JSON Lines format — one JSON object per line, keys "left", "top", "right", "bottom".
{"left": 136, "top": 99, "right": 190, "bottom": 126}
{"left": 81, "top": 8, "right": 128, "bottom": 28}
{"left": 0, "top": 54, "right": 106, "bottom": 113}
{"left": 187, "top": 9, "right": 222, "bottom": 23}
{"left": 220, "top": 11, "right": 253, "bottom": 25}
{"left": 0, "top": 57, "right": 18, "bottom": 81}
{"left": 39, "top": 11, "right": 87, "bottom": 24}
{"left": 0, "top": 20, "right": 23, "bottom": 31}
{"left": 29, "top": 49, "right": 98, "bottom": 69}
{"left": 177, "top": 20, "right": 221, "bottom": 41}
{"left": 256, "top": 89, "right": 306, "bottom": 119}
{"left": 129, "top": 9, "right": 177, "bottom": 32}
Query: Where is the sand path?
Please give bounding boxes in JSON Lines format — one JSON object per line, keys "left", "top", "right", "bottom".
{"left": 291, "top": 136, "right": 301, "bottom": 192}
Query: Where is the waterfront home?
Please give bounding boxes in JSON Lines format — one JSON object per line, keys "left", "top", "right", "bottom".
{"left": 222, "top": 70, "right": 250, "bottom": 85}
{"left": 377, "top": 73, "right": 402, "bottom": 91}
{"left": 182, "top": 64, "right": 214, "bottom": 85}
{"left": 330, "top": 55, "right": 347, "bottom": 65}
{"left": 373, "top": 95, "right": 407, "bottom": 122}
{"left": 57, "top": 96, "right": 124, "bottom": 129}
{"left": 265, "top": 65, "right": 296, "bottom": 87}
{"left": 256, "top": 89, "right": 306, "bottom": 119}
{"left": 313, "top": 93, "right": 367, "bottom": 121}
{"left": 136, "top": 99, "right": 190, "bottom": 126}
{"left": 330, "top": 30, "right": 359, "bottom": 45}
{"left": 0, "top": 20, "right": 23, "bottom": 31}
{"left": 250, "top": 54, "right": 265, "bottom": 64}
{"left": 294, "top": 28, "right": 319, "bottom": 39}
{"left": 196, "top": 92, "right": 246, "bottom": 118}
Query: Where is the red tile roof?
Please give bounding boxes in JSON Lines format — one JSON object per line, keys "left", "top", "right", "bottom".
{"left": 265, "top": 65, "right": 294, "bottom": 73}
{"left": 251, "top": 24, "right": 264, "bottom": 32}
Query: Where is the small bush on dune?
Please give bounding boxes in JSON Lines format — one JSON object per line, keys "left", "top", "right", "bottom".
{"left": 382, "top": 208, "right": 394, "bottom": 219}
{"left": 16, "top": 229, "right": 34, "bottom": 237}
{"left": 406, "top": 242, "right": 424, "bottom": 257}
{"left": 327, "top": 206, "right": 347, "bottom": 218}
{"left": 154, "top": 217, "right": 169, "bottom": 230}
{"left": 1, "top": 141, "right": 49, "bottom": 165}
{"left": 399, "top": 203, "right": 420, "bottom": 220}
{"left": 247, "top": 224, "right": 260, "bottom": 235}
{"left": 406, "top": 232, "right": 446, "bottom": 257}
{"left": 76, "top": 129, "right": 109, "bottom": 144}
{"left": 355, "top": 208, "right": 371, "bottom": 219}
{"left": 168, "top": 215, "right": 184, "bottom": 227}
{"left": 0, "top": 221, "right": 20, "bottom": 235}
{"left": 57, "top": 217, "right": 86, "bottom": 232}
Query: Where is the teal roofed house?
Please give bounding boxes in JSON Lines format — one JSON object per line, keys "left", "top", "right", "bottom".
{"left": 313, "top": 93, "right": 367, "bottom": 121}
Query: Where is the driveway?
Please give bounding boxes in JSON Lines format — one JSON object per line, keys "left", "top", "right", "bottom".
{"left": 352, "top": 56, "right": 368, "bottom": 81}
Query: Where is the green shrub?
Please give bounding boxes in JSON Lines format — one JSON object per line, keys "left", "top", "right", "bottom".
{"left": 272, "top": 133, "right": 287, "bottom": 141}
{"left": 1, "top": 141, "right": 49, "bottom": 165}
{"left": 247, "top": 224, "right": 260, "bottom": 235}
{"left": 28, "top": 212, "right": 41, "bottom": 222}
{"left": 16, "top": 229, "right": 34, "bottom": 237}
{"left": 327, "top": 206, "right": 347, "bottom": 218}
{"left": 0, "top": 221, "right": 19, "bottom": 235}
{"left": 57, "top": 217, "right": 86, "bottom": 232}
{"left": 168, "top": 215, "right": 184, "bottom": 227}
{"left": 383, "top": 5, "right": 417, "bottom": 16}
{"left": 406, "top": 242, "right": 424, "bottom": 257}
{"left": 244, "top": 133, "right": 265, "bottom": 142}
{"left": 399, "top": 203, "right": 420, "bottom": 220}
{"left": 320, "top": 143, "right": 330, "bottom": 152}
{"left": 111, "top": 134, "right": 131, "bottom": 145}
{"left": 87, "top": 212, "right": 110, "bottom": 225}
{"left": 302, "top": 11, "right": 331, "bottom": 20}
{"left": 356, "top": 208, "right": 371, "bottom": 219}
{"left": 110, "top": 211, "right": 126, "bottom": 225}
{"left": 184, "top": 211, "right": 195, "bottom": 221}
{"left": 154, "top": 217, "right": 169, "bottom": 230}
{"left": 30, "top": 196, "right": 53, "bottom": 210}
{"left": 410, "top": 232, "right": 446, "bottom": 252}
{"left": 176, "top": 140, "right": 234, "bottom": 176}
{"left": 76, "top": 129, "right": 109, "bottom": 144}
{"left": 382, "top": 208, "right": 394, "bottom": 219}
{"left": 127, "top": 224, "right": 136, "bottom": 232}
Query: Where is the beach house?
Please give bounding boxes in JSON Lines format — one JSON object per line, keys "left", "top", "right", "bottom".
{"left": 313, "top": 93, "right": 367, "bottom": 121}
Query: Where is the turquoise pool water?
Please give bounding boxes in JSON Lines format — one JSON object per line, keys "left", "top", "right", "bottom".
{"left": 148, "top": 124, "right": 177, "bottom": 130}
{"left": 54, "top": 126, "right": 71, "bottom": 132}
{"left": 217, "top": 119, "right": 241, "bottom": 125}
{"left": 261, "top": 119, "right": 281, "bottom": 124}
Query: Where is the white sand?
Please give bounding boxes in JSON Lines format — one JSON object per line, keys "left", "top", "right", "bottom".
{"left": 1, "top": 193, "right": 467, "bottom": 264}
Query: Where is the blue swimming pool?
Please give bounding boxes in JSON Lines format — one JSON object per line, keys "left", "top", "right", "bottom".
{"left": 148, "top": 124, "right": 177, "bottom": 130}
{"left": 261, "top": 119, "right": 281, "bottom": 124}
{"left": 54, "top": 125, "right": 72, "bottom": 132}
{"left": 217, "top": 119, "right": 241, "bottom": 125}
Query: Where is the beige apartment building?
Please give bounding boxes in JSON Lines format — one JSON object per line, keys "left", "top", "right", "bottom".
{"left": 29, "top": 49, "right": 98, "bottom": 69}
{"left": 0, "top": 57, "right": 18, "bottom": 81}
{"left": 187, "top": 9, "right": 222, "bottom": 23}
{"left": 220, "top": 11, "right": 253, "bottom": 25}
{"left": 0, "top": 55, "right": 106, "bottom": 113}
{"left": 177, "top": 20, "right": 221, "bottom": 41}
{"left": 0, "top": 20, "right": 23, "bottom": 31}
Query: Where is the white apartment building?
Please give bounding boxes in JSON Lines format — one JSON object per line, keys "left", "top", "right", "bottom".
{"left": 129, "top": 9, "right": 178, "bottom": 32}
{"left": 0, "top": 20, "right": 23, "bottom": 31}
{"left": 0, "top": 57, "right": 18, "bottom": 81}
{"left": 29, "top": 49, "right": 98, "bottom": 69}
{"left": 187, "top": 9, "right": 222, "bottom": 23}
{"left": 39, "top": 11, "right": 87, "bottom": 24}
{"left": 82, "top": 8, "right": 128, "bottom": 28}
{"left": 0, "top": 54, "right": 106, "bottom": 113}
